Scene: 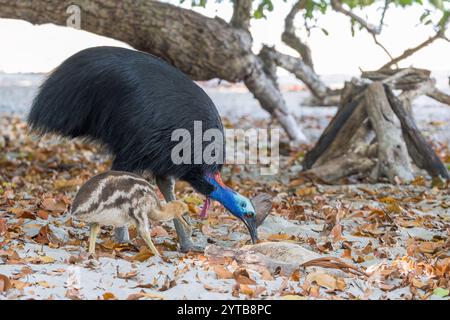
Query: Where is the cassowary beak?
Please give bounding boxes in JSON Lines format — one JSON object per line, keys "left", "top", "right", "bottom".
{"left": 240, "top": 214, "right": 258, "bottom": 244}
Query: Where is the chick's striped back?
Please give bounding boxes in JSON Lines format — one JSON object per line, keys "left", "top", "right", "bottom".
{"left": 71, "top": 171, "right": 160, "bottom": 218}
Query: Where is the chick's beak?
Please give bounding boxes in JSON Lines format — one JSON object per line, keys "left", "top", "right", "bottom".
{"left": 240, "top": 214, "right": 258, "bottom": 244}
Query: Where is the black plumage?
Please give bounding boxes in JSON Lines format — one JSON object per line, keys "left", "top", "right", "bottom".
{"left": 28, "top": 46, "right": 223, "bottom": 195}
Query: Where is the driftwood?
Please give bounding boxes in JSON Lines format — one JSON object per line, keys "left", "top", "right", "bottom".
{"left": 385, "top": 86, "right": 450, "bottom": 179}
{"left": 365, "top": 82, "right": 414, "bottom": 182}
{"left": 302, "top": 68, "right": 449, "bottom": 183}
{"left": 302, "top": 88, "right": 367, "bottom": 170}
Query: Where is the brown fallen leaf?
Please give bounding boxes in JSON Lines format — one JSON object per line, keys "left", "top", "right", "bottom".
{"left": 131, "top": 246, "right": 156, "bottom": 262}
{"left": 41, "top": 197, "right": 67, "bottom": 214}
{"left": 267, "top": 233, "right": 293, "bottom": 241}
{"left": 36, "top": 210, "right": 49, "bottom": 220}
{"left": 281, "top": 295, "right": 307, "bottom": 300}
{"left": 102, "top": 292, "right": 117, "bottom": 300}
{"left": 54, "top": 178, "right": 82, "bottom": 190}
{"left": 159, "top": 276, "right": 177, "bottom": 292}
{"left": 127, "top": 292, "right": 165, "bottom": 300}
{"left": 233, "top": 268, "right": 256, "bottom": 285}
{"left": 12, "top": 208, "right": 36, "bottom": 220}
{"left": 10, "top": 279, "right": 29, "bottom": 290}
{"left": 295, "top": 186, "right": 317, "bottom": 196}
{"left": 306, "top": 272, "right": 346, "bottom": 291}
{"left": 330, "top": 223, "right": 343, "bottom": 241}
{"left": 239, "top": 284, "right": 255, "bottom": 296}
{"left": 151, "top": 225, "right": 169, "bottom": 237}
{"left": 67, "top": 255, "right": 84, "bottom": 264}
{"left": 203, "top": 283, "right": 229, "bottom": 293}
{"left": 213, "top": 265, "right": 233, "bottom": 279}
{"left": 0, "top": 274, "right": 11, "bottom": 293}
{"left": 10, "top": 266, "right": 33, "bottom": 280}
{"left": 25, "top": 255, "right": 55, "bottom": 264}
{"left": 419, "top": 241, "right": 441, "bottom": 254}
{"left": 117, "top": 270, "right": 139, "bottom": 280}
{"left": 65, "top": 288, "right": 82, "bottom": 300}
{"left": 0, "top": 219, "right": 7, "bottom": 236}
{"left": 32, "top": 224, "right": 57, "bottom": 245}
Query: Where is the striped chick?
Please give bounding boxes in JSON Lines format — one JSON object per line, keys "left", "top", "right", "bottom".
{"left": 70, "top": 171, "right": 190, "bottom": 256}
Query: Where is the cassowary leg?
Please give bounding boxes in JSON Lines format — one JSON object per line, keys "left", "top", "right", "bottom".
{"left": 156, "top": 176, "right": 204, "bottom": 253}
{"left": 114, "top": 226, "right": 131, "bottom": 244}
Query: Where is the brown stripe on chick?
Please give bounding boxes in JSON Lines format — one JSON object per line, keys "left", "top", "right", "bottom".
{"left": 71, "top": 171, "right": 157, "bottom": 216}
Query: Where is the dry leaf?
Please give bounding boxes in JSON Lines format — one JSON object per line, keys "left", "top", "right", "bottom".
{"left": 65, "top": 288, "right": 82, "bottom": 300}
{"left": 0, "top": 219, "right": 7, "bottom": 236}
{"left": 281, "top": 295, "right": 306, "bottom": 300}
{"left": 103, "top": 292, "right": 117, "bottom": 300}
{"left": 151, "top": 226, "right": 169, "bottom": 237}
{"left": 132, "top": 246, "right": 156, "bottom": 262}
{"left": 41, "top": 197, "right": 67, "bottom": 214}
{"left": 306, "top": 272, "right": 346, "bottom": 291}
{"left": 330, "top": 223, "right": 343, "bottom": 241}
{"left": 233, "top": 268, "right": 256, "bottom": 285}
{"left": 267, "top": 233, "right": 292, "bottom": 241}
{"left": 127, "top": 292, "right": 165, "bottom": 300}
{"left": 0, "top": 274, "right": 11, "bottom": 293}
{"left": 213, "top": 265, "right": 233, "bottom": 279}
{"left": 117, "top": 270, "right": 139, "bottom": 280}
{"left": 239, "top": 284, "right": 255, "bottom": 296}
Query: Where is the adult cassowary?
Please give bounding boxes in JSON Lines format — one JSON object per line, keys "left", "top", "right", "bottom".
{"left": 28, "top": 46, "right": 257, "bottom": 252}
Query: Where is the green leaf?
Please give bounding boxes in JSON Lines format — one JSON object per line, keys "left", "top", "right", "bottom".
{"left": 433, "top": 287, "right": 449, "bottom": 298}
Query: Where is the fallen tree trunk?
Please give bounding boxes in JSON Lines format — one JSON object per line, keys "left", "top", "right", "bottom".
{"left": 385, "top": 85, "right": 450, "bottom": 179}
{"left": 0, "top": 0, "right": 308, "bottom": 142}
{"left": 302, "top": 70, "right": 449, "bottom": 183}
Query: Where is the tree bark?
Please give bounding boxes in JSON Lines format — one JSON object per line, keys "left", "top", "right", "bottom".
{"left": 302, "top": 85, "right": 367, "bottom": 170}
{"left": 385, "top": 85, "right": 449, "bottom": 179}
{"left": 365, "top": 82, "right": 414, "bottom": 182}
{"left": 282, "top": 0, "right": 315, "bottom": 70}
{"left": 263, "top": 46, "right": 330, "bottom": 100}
{"left": 0, "top": 0, "right": 308, "bottom": 142}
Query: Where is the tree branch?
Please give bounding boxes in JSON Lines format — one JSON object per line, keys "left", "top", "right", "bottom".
{"left": 427, "top": 88, "right": 450, "bottom": 106}
{"left": 263, "top": 46, "right": 329, "bottom": 99}
{"left": 230, "top": 0, "right": 253, "bottom": 30}
{"left": 379, "top": 12, "right": 449, "bottom": 70}
{"left": 331, "top": 0, "right": 381, "bottom": 35}
{"left": 281, "top": 0, "right": 315, "bottom": 70}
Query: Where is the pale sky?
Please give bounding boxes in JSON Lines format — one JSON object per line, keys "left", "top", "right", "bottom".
{"left": 0, "top": 1, "right": 449, "bottom": 75}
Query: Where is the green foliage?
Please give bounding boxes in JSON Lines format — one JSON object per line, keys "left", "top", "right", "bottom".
{"left": 180, "top": 0, "right": 450, "bottom": 34}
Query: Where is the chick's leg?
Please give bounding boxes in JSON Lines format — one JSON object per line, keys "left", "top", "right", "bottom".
{"left": 156, "top": 176, "right": 202, "bottom": 253}
{"left": 89, "top": 223, "right": 100, "bottom": 254}
{"left": 137, "top": 219, "right": 160, "bottom": 257}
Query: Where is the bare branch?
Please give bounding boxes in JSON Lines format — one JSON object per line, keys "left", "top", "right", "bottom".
{"left": 379, "top": 33, "right": 442, "bottom": 70}
{"left": 371, "top": 34, "right": 394, "bottom": 60}
{"left": 330, "top": 0, "right": 393, "bottom": 59}
{"left": 282, "top": 0, "right": 315, "bottom": 70}
{"left": 230, "top": 0, "right": 253, "bottom": 30}
{"left": 379, "top": 12, "right": 450, "bottom": 70}
{"left": 331, "top": 0, "right": 381, "bottom": 35}
{"left": 263, "top": 46, "right": 330, "bottom": 99}
{"left": 427, "top": 88, "right": 450, "bottom": 106}
{"left": 377, "top": 0, "right": 390, "bottom": 32}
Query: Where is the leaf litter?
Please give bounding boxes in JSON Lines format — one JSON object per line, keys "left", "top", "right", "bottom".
{"left": 0, "top": 115, "right": 449, "bottom": 300}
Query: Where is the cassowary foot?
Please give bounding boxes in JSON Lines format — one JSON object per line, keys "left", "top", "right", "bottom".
{"left": 179, "top": 240, "right": 205, "bottom": 253}
{"left": 114, "top": 226, "right": 131, "bottom": 244}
